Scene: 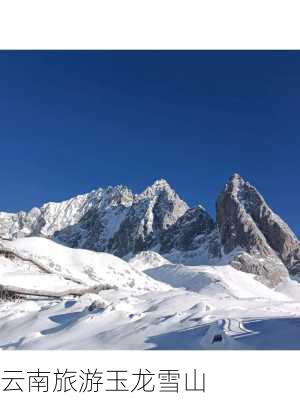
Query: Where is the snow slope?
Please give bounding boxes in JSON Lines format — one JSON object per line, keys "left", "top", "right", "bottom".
{"left": 145, "top": 263, "right": 289, "bottom": 300}
{"left": 128, "top": 251, "right": 169, "bottom": 270}
{"left": 0, "top": 237, "right": 168, "bottom": 294}
{"left": 1, "top": 241, "right": 300, "bottom": 349}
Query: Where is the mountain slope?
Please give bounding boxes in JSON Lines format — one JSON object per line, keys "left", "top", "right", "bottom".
{"left": 0, "top": 179, "right": 189, "bottom": 257}
{"left": 0, "top": 237, "right": 167, "bottom": 295}
{"left": 0, "top": 175, "right": 299, "bottom": 286}
{"left": 215, "top": 174, "right": 300, "bottom": 286}
{"left": 216, "top": 174, "right": 300, "bottom": 265}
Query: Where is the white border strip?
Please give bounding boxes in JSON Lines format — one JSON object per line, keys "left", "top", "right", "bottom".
{"left": 0, "top": 0, "right": 299, "bottom": 49}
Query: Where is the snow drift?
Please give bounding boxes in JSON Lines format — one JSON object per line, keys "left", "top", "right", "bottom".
{"left": 0, "top": 237, "right": 167, "bottom": 296}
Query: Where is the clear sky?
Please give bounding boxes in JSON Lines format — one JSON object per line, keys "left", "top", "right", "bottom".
{"left": 0, "top": 51, "right": 299, "bottom": 235}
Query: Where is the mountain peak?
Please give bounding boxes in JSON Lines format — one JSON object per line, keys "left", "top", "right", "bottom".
{"left": 1, "top": 174, "right": 299, "bottom": 288}
{"left": 150, "top": 178, "right": 172, "bottom": 190}
{"left": 216, "top": 172, "right": 300, "bottom": 285}
{"left": 140, "top": 178, "right": 175, "bottom": 198}
{"left": 229, "top": 172, "right": 243, "bottom": 182}
{"left": 228, "top": 173, "right": 246, "bottom": 190}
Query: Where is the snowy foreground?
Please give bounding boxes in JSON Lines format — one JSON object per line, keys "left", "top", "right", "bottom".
{"left": 1, "top": 238, "right": 300, "bottom": 350}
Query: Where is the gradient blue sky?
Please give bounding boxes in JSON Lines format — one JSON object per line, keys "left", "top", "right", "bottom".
{"left": 0, "top": 51, "right": 299, "bottom": 235}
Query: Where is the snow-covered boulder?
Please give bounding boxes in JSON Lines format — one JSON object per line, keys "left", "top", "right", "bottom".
{"left": 128, "top": 251, "right": 169, "bottom": 270}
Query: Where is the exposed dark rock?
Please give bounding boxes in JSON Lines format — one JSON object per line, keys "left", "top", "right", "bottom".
{"left": 1, "top": 174, "right": 299, "bottom": 288}
{"left": 216, "top": 173, "right": 299, "bottom": 285}
{"left": 160, "top": 205, "right": 215, "bottom": 253}
{"left": 230, "top": 252, "right": 288, "bottom": 287}
{"left": 0, "top": 179, "right": 188, "bottom": 258}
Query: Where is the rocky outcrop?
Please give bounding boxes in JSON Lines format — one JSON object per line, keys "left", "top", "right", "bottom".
{"left": 0, "top": 179, "right": 189, "bottom": 258}
{"left": 107, "top": 179, "right": 189, "bottom": 257}
{"left": 1, "top": 174, "right": 299, "bottom": 288}
{"left": 0, "top": 189, "right": 107, "bottom": 240}
{"left": 230, "top": 252, "right": 288, "bottom": 287}
{"left": 217, "top": 174, "right": 300, "bottom": 263}
{"left": 216, "top": 173, "right": 300, "bottom": 285}
{"left": 159, "top": 205, "right": 215, "bottom": 253}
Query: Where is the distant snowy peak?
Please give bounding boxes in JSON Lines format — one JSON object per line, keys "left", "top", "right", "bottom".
{"left": 139, "top": 178, "right": 178, "bottom": 199}
{"left": 136, "top": 178, "right": 189, "bottom": 231}
{"left": 0, "top": 179, "right": 191, "bottom": 257}
{"left": 0, "top": 188, "right": 103, "bottom": 239}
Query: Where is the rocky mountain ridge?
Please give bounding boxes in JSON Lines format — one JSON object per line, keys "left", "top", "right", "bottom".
{"left": 0, "top": 174, "right": 299, "bottom": 287}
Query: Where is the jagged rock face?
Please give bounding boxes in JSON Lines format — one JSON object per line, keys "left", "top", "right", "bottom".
{"left": 1, "top": 174, "right": 299, "bottom": 288}
{"left": 54, "top": 186, "right": 135, "bottom": 253}
{"left": 217, "top": 174, "right": 276, "bottom": 258}
{"left": 159, "top": 205, "right": 215, "bottom": 253}
{"left": 0, "top": 179, "right": 189, "bottom": 258}
{"left": 0, "top": 189, "right": 106, "bottom": 240}
{"left": 230, "top": 252, "right": 288, "bottom": 287}
{"left": 106, "top": 180, "right": 189, "bottom": 256}
{"left": 288, "top": 247, "right": 300, "bottom": 274}
{"left": 216, "top": 173, "right": 300, "bottom": 285}
{"left": 217, "top": 174, "right": 300, "bottom": 266}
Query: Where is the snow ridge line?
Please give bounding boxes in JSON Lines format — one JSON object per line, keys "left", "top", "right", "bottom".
{"left": 0, "top": 240, "right": 93, "bottom": 288}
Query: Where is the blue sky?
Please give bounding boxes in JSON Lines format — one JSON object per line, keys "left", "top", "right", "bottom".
{"left": 0, "top": 51, "right": 299, "bottom": 235}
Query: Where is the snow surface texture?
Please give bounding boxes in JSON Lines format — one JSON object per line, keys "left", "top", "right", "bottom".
{"left": 1, "top": 240, "right": 300, "bottom": 349}
{"left": 128, "top": 251, "right": 170, "bottom": 270}
{"left": 0, "top": 238, "right": 167, "bottom": 296}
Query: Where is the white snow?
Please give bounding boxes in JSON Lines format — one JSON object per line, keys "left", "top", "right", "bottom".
{"left": 0, "top": 271, "right": 85, "bottom": 296}
{"left": 1, "top": 238, "right": 300, "bottom": 350}
{"left": 0, "top": 237, "right": 168, "bottom": 293}
{"left": 145, "top": 263, "right": 289, "bottom": 300}
{"left": 128, "top": 251, "right": 170, "bottom": 270}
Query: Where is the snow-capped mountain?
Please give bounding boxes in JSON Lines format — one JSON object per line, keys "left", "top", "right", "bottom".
{"left": 216, "top": 174, "right": 300, "bottom": 285}
{"left": 0, "top": 179, "right": 188, "bottom": 256}
{"left": 0, "top": 174, "right": 300, "bottom": 287}
{"left": 1, "top": 175, "right": 300, "bottom": 350}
